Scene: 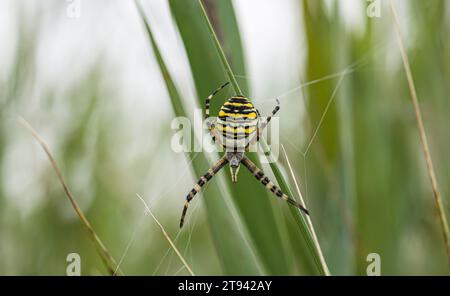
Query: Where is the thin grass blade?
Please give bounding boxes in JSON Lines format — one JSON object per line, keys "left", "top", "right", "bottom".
{"left": 18, "top": 117, "right": 123, "bottom": 276}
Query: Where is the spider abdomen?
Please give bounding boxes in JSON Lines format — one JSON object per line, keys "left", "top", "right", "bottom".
{"left": 216, "top": 96, "right": 258, "bottom": 151}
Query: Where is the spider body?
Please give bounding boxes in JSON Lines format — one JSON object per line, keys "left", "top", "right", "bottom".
{"left": 216, "top": 96, "right": 258, "bottom": 151}
{"left": 179, "top": 82, "right": 309, "bottom": 228}
{"left": 216, "top": 95, "right": 257, "bottom": 182}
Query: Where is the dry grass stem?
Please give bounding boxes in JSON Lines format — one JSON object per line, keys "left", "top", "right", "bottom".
{"left": 136, "top": 193, "right": 195, "bottom": 276}
{"left": 390, "top": 2, "right": 450, "bottom": 266}
{"left": 18, "top": 116, "right": 123, "bottom": 276}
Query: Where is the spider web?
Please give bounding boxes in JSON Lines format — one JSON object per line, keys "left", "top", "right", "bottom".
{"left": 111, "top": 70, "right": 350, "bottom": 274}
{"left": 112, "top": 34, "right": 391, "bottom": 275}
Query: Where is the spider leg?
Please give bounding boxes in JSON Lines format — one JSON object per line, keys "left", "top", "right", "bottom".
{"left": 240, "top": 156, "right": 309, "bottom": 215}
{"left": 180, "top": 156, "right": 228, "bottom": 228}
{"left": 249, "top": 99, "right": 280, "bottom": 145}
{"left": 206, "top": 121, "right": 224, "bottom": 147}
{"left": 205, "top": 82, "right": 230, "bottom": 119}
{"left": 204, "top": 82, "right": 229, "bottom": 144}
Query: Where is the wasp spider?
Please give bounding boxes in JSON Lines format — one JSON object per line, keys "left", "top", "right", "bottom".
{"left": 180, "top": 82, "right": 309, "bottom": 227}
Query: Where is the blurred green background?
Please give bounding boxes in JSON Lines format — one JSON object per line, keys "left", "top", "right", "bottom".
{"left": 0, "top": 0, "right": 449, "bottom": 275}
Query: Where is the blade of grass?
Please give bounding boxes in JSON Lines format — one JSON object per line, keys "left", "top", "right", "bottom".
{"left": 136, "top": 194, "right": 194, "bottom": 276}
{"left": 134, "top": 1, "right": 185, "bottom": 117}
{"left": 391, "top": 2, "right": 450, "bottom": 266}
{"left": 134, "top": 0, "right": 262, "bottom": 275}
{"left": 17, "top": 117, "right": 123, "bottom": 276}
{"left": 197, "top": 0, "right": 242, "bottom": 95}
{"left": 214, "top": 0, "right": 248, "bottom": 95}
{"left": 196, "top": 0, "right": 330, "bottom": 275}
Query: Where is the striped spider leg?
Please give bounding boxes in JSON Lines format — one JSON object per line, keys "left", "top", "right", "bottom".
{"left": 179, "top": 156, "right": 228, "bottom": 228}
{"left": 249, "top": 99, "right": 281, "bottom": 146}
{"left": 240, "top": 156, "right": 309, "bottom": 215}
{"left": 243, "top": 99, "right": 309, "bottom": 215}
{"left": 205, "top": 82, "right": 230, "bottom": 144}
{"left": 179, "top": 82, "right": 230, "bottom": 228}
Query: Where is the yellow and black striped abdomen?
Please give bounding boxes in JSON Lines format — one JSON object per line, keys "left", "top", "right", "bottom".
{"left": 216, "top": 96, "right": 258, "bottom": 151}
